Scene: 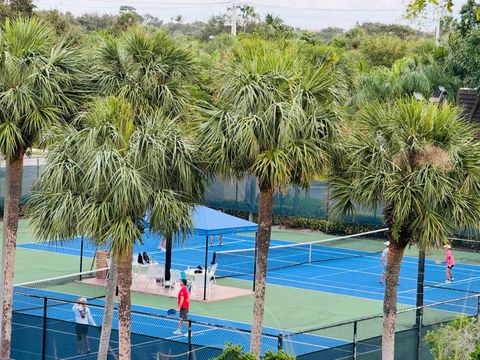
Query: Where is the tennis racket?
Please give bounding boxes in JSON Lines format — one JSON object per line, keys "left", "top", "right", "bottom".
{"left": 435, "top": 260, "right": 444, "bottom": 265}
{"left": 166, "top": 309, "right": 177, "bottom": 317}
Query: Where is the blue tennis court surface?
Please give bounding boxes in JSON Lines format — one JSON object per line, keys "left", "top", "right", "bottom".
{"left": 12, "top": 288, "right": 354, "bottom": 359}
{"left": 18, "top": 232, "right": 480, "bottom": 314}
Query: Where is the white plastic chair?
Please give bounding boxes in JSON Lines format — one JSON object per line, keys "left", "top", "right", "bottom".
{"left": 193, "top": 273, "right": 212, "bottom": 298}
{"left": 147, "top": 265, "right": 164, "bottom": 288}
{"left": 166, "top": 269, "right": 181, "bottom": 291}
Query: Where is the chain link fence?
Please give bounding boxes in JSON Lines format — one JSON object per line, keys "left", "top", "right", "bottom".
{"left": 205, "top": 176, "right": 384, "bottom": 225}
{"left": 281, "top": 294, "right": 480, "bottom": 360}
{"left": 11, "top": 290, "right": 480, "bottom": 360}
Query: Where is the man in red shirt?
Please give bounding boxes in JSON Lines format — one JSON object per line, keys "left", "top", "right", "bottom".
{"left": 173, "top": 278, "right": 190, "bottom": 336}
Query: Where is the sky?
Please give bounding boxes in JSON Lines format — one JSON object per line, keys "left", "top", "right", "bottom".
{"left": 33, "top": 0, "right": 468, "bottom": 31}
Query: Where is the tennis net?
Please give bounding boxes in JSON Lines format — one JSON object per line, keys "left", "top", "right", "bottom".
{"left": 13, "top": 268, "right": 108, "bottom": 312}
{"left": 215, "top": 228, "right": 388, "bottom": 278}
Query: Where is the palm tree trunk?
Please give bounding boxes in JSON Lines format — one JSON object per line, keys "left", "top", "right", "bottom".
{"left": 117, "top": 249, "right": 132, "bottom": 360}
{"left": 0, "top": 153, "right": 24, "bottom": 360}
{"left": 97, "top": 257, "right": 118, "bottom": 360}
{"left": 382, "top": 237, "right": 406, "bottom": 360}
{"left": 250, "top": 185, "right": 274, "bottom": 359}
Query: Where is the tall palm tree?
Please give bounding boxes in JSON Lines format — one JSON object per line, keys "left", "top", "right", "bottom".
{"left": 329, "top": 99, "right": 480, "bottom": 360}
{"left": 93, "top": 27, "right": 200, "bottom": 121}
{"left": 92, "top": 25, "right": 203, "bottom": 274}
{"left": 27, "top": 97, "right": 204, "bottom": 359}
{"left": 199, "top": 39, "right": 344, "bottom": 358}
{"left": 0, "top": 17, "right": 84, "bottom": 359}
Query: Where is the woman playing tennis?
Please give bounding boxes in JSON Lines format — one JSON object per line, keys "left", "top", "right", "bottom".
{"left": 439, "top": 244, "right": 455, "bottom": 283}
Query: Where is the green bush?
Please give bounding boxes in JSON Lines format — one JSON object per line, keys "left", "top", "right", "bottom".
{"left": 263, "top": 350, "right": 295, "bottom": 360}
{"left": 212, "top": 344, "right": 255, "bottom": 360}
{"left": 424, "top": 316, "right": 480, "bottom": 360}
{"left": 471, "top": 346, "right": 480, "bottom": 360}
{"left": 212, "top": 344, "right": 294, "bottom": 360}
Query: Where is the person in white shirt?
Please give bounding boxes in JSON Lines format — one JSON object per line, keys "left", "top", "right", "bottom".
{"left": 379, "top": 241, "right": 390, "bottom": 285}
{"left": 72, "top": 297, "right": 97, "bottom": 354}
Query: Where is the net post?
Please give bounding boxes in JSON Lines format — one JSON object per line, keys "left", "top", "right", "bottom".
{"left": 353, "top": 320, "right": 358, "bottom": 359}
{"left": 253, "top": 232, "right": 258, "bottom": 292}
{"left": 308, "top": 243, "right": 312, "bottom": 263}
{"left": 188, "top": 320, "right": 192, "bottom": 360}
{"left": 277, "top": 333, "right": 283, "bottom": 350}
{"left": 41, "top": 297, "right": 48, "bottom": 360}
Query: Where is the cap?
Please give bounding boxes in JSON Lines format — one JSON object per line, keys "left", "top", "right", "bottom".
{"left": 443, "top": 244, "right": 451, "bottom": 249}
{"left": 180, "top": 278, "right": 188, "bottom": 285}
{"left": 383, "top": 241, "right": 390, "bottom": 246}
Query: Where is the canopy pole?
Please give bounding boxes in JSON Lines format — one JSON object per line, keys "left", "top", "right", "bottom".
{"left": 253, "top": 232, "right": 257, "bottom": 292}
{"left": 204, "top": 235, "right": 209, "bottom": 300}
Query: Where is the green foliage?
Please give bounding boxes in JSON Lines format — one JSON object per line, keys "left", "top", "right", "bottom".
{"left": 200, "top": 38, "right": 345, "bottom": 189}
{"left": 0, "top": 17, "right": 85, "bottom": 160}
{"left": 458, "top": 0, "right": 480, "bottom": 35}
{"left": 212, "top": 344, "right": 255, "bottom": 360}
{"left": 331, "top": 99, "right": 480, "bottom": 249}
{"left": 424, "top": 316, "right": 480, "bottom": 360}
{"left": 263, "top": 350, "right": 295, "bottom": 360}
{"left": 448, "top": 27, "right": 480, "bottom": 88}
{"left": 277, "top": 217, "right": 383, "bottom": 235}
{"left": 406, "top": 0, "right": 454, "bottom": 18}
{"left": 471, "top": 346, "right": 480, "bottom": 360}
{"left": 27, "top": 97, "right": 204, "bottom": 255}
{"left": 10, "top": 0, "right": 34, "bottom": 17}
{"left": 93, "top": 27, "right": 201, "bottom": 120}
{"left": 360, "top": 35, "right": 411, "bottom": 67}
{"left": 358, "top": 23, "right": 422, "bottom": 38}
{"left": 212, "top": 344, "right": 293, "bottom": 360}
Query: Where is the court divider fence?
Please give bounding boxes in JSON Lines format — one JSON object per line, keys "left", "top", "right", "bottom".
{"left": 11, "top": 291, "right": 480, "bottom": 360}
{"left": 281, "top": 293, "right": 480, "bottom": 360}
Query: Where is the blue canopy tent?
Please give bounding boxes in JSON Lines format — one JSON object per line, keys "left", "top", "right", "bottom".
{"left": 171, "top": 205, "right": 258, "bottom": 300}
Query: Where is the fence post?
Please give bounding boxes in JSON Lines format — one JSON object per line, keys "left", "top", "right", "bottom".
{"left": 277, "top": 333, "right": 283, "bottom": 351}
{"left": 41, "top": 297, "right": 47, "bottom": 360}
{"left": 352, "top": 320, "right": 358, "bottom": 360}
{"left": 477, "top": 295, "right": 480, "bottom": 323}
{"left": 187, "top": 320, "right": 192, "bottom": 360}
{"left": 416, "top": 308, "right": 424, "bottom": 360}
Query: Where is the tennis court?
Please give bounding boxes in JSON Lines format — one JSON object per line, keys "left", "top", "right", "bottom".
{"left": 18, "top": 229, "right": 480, "bottom": 313}
{"left": 12, "top": 275, "right": 354, "bottom": 360}
{"left": 9, "top": 219, "right": 480, "bottom": 359}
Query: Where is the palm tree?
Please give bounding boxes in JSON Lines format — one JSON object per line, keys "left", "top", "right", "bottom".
{"left": 0, "top": 17, "right": 84, "bottom": 359}
{"left": 27, "top": 97, "right": 204, "bottom": 359}
{"left": 93, "top": 27, "right": 200, "bottom": 121}
{"left": 87, "top": 28, "right": 203, "bottom": 357}
{"left": 329, "top": 99, "right": 480, "bottom": 360}
{"left": 199, "top": 39, "right": 344, "bottom": 358}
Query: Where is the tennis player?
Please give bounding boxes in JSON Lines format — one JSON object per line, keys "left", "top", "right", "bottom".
{"left": 379, "top": 241, "right": 390, "bottom": 285}
{"left": 72, "top": 298, "right": 97, "bottom": 354}
{"left": 209, "top": 234, "right": 223, "bottom": 246}
{"left": 158, "top": 236, "right": 166, "bottom": 252}
{"left": 173, "top": 278, "right": 190, "bottom": 336}
{"left": 443, "top": 244, "right": 455, "bottom": 283}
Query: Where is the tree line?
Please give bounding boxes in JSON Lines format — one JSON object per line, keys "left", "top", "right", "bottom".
{"left": 0, "top": 1, "right": 479, "bottom": 360}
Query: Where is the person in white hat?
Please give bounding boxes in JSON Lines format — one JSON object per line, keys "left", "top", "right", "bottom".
{"left": 72, "top": 297, "right": 97, "bottom": 354}
{"left": 379, "top": 241, "right": 390, "bottom": 285}
{"left": 443, "top": 244, "right": 455, "bottom": 283}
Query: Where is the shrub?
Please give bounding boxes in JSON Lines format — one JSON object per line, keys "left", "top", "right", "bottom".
{"left": 424, "top": 316, "right": 480, "bottom": 360}
{"left": 212, "top": 344, "right": 293, "bottom": 360}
